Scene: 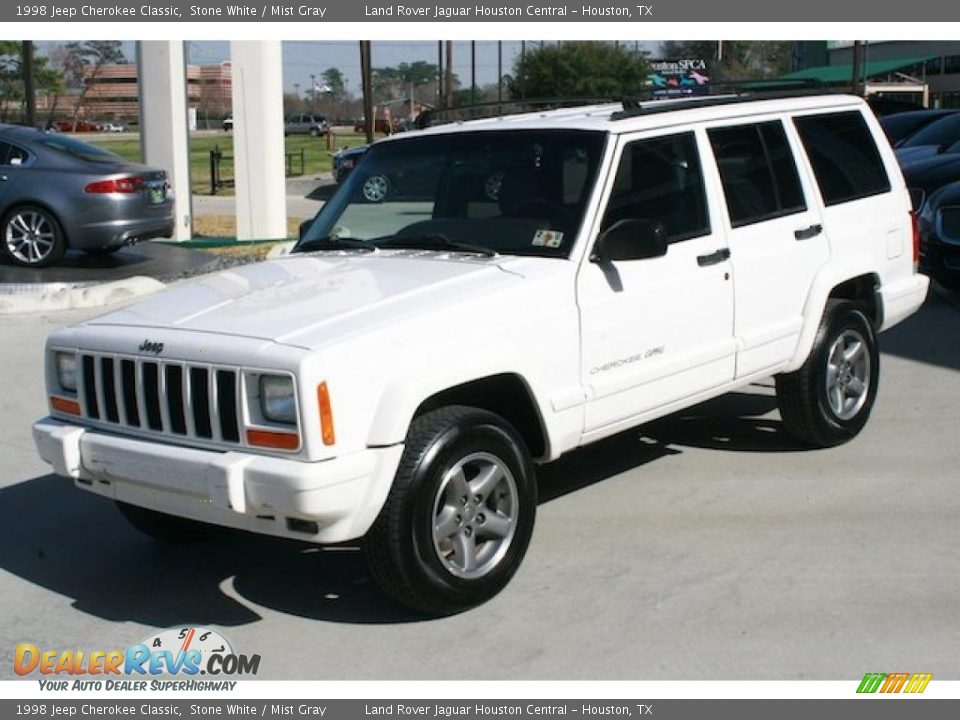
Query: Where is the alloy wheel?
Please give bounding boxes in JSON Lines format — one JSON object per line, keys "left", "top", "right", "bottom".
{"left": 5, "top": 210, "right": 57, "bottom": 265}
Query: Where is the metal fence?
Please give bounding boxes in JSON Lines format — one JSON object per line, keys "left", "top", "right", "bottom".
{"left": 209, "top": 146, "right": 306, "bottom": 195}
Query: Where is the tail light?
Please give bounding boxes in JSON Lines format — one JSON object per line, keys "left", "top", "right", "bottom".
{"left": 911, "top": 211, "right": 920, "bottom": 272}
{"left": 84, "top": 176, "right": 143, "bottom": 194}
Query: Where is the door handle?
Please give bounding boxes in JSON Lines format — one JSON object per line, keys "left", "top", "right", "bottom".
{"left": 696, "top": 248, "right": 731, "bottom": 267}
{"left": 794, "top": 223, "right": 823, "bottom": 240}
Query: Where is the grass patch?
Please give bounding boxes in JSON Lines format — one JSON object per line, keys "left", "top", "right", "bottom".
{"left": 203, "top": 242, "right": 286, "bottom": 262}
{"left": 193, "top": 214, "right": 301, "bottom": 239}
{"left": 91, "top": 130, "right": 374, "bottom": 196}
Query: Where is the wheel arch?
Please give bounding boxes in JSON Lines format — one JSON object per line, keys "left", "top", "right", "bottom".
{"left": 367, "top": 373, "right": 550, "bottom": 461}
{"left": 787, "top": 267, "right": 882, "bottom": 372}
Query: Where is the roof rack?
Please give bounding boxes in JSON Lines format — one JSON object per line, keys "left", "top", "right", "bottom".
{"left": 613, "top": 80, "right": 841, "bottom": 120}
{"left": 411, "top": 81, "right": 846, "bottom": 129}
{"left": 414, "top": 96, "right": 623, "bottom": 129}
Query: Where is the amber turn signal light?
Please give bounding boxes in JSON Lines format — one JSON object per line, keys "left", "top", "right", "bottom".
{"left": 317, "top": 382, "right": 335, "bottom": 446}
{"left": 246, "top": 428, "right": 300, "bottom": 451}
{"left": 50, "top": 396, "right": 80, "bottom": 416}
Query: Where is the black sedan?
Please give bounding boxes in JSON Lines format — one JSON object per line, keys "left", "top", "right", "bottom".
{"left": 917, "top": 179, "right": 960, "bottom": 290}
{"left": 0, "top": 124, "right": 174, "bottom": 268}
{"left": 879, "top": 109, "right": 959, "bottom": 147}
{"left": 332, "top": 144, "right": 368, "bottom": 184}
{"left": 896, "top": 112, "right": 960, "bottom": 165}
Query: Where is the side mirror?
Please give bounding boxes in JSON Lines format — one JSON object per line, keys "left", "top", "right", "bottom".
{"left": 591, "top": 218, "right": 668, "bottom": 263}
{"left": 298, "top": 218, "right": 314, "bottom": 240}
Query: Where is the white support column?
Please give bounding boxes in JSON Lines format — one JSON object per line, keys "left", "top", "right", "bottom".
{"left": 137, "top": 41, "right": 192, "bottom": 241}
{"left": 230, "top": 41, "right": 287, "bottom": 241}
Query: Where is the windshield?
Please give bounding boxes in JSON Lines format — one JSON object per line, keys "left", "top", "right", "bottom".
{"left": 37, "top": 136, "right": 126, "bottom": 164}
{"left": 901, "top": 113, "right": 960, "bottom": 149}
{"left": 297, "top": 129, "right": 607, "bottom": 258}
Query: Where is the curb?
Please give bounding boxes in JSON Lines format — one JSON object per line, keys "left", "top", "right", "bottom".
{"left": 0, "top": 276, "right": 165, "bottom": 315}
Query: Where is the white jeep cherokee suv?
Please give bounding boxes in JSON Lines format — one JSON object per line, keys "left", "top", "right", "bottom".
{"left": 34, "top": 93, "right": 928, "bottom": 614}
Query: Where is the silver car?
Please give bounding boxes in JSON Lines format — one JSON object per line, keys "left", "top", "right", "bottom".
{"left": 0, "top": 124, "right": 174, "bottom": 268}
{"left": 284, "top": 114, "right": 328, "bottom": 136}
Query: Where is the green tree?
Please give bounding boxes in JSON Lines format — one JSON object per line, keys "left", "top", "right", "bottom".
{"left": 0, "top": 42, "right": 65, "bottom": 124}
{"left": 63, "top": 40, "right": 125, "bottom": 129}
{"left": 0, "top": 42, "right": 24, "bottom": 122}
{"left": 321, "top": 67, "right": 346, "bottom": 101}
{"left": 508, "top": 42, "right": 650, "bottom": 100}
{"left": 371, "top": 61, "right": 439, "bottom": 103}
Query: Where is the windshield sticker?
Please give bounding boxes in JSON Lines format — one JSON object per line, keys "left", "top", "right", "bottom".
{"left": 532, "top": 230, "right": 563, "bottom": 248}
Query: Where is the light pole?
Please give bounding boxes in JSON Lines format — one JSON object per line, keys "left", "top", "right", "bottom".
{"left": 310, "top": 73, "right": 316, "bottom": 113}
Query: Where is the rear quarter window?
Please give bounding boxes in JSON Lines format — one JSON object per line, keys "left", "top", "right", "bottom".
{"left": 793, "top": 111, "right": 891, "bottom": 206}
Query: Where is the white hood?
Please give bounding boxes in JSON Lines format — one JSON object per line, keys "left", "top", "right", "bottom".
{"left": 88, "top": 251, "right": 526, "bottom": 349}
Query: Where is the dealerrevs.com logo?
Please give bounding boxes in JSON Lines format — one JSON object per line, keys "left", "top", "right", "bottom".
{"left": 15, "top": 626, "right": 260, "bottom": 691}
{"left": 857, "top": 672, "right": 933, "bottom": 694}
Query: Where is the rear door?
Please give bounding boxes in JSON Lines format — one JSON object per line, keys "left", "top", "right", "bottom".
{"left": 704, "top": 117, "right": 829, "bottom": 378}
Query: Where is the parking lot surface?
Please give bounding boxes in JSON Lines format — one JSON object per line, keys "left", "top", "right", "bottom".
{"left": 0, "top": 242, "right": 222, "bottom": 285}
{"left": 0, "top": 287, "right": 958, "bottom": 680}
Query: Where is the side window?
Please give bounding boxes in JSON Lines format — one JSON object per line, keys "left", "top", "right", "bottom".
{"left": 793, "top": 111, "right": 891, "bottom": 206}
{"left": 708, "top": 121, "right": 806, "bottom": 227}
{"left": 600, "top": 132, "right": 710, "bottom": 244}
{"left": 0, "top": 141, "right": 29, "bottom": 166}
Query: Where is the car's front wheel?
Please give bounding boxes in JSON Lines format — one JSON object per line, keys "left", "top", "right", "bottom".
{"left": 1, "top": 206, "right": 66, "bottom": 268}
{"left": 363, "top": 406, "right": 536, "bottom": 615}
{"left": 776, "top": 300, "right": 880, "bottom": 447}
{"left": 361, "top": 174, "right": 389, "bottom": 203}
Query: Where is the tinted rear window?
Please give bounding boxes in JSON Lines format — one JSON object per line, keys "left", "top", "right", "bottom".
{"left": 708, "top": 120, "right": 806, "bottom": 227}
{"left": 794, "top": 111, "right": 891, "bottom": 206}
{"left": 36, "top": 136, "right": 125, "bottom": 164}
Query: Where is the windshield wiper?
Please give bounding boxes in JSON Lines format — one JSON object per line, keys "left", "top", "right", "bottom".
{"left": 380, "top": 233, "right": 497, "bottom": 257}
{"left": 294, "top": 237, "right": 376, "bottom": 253}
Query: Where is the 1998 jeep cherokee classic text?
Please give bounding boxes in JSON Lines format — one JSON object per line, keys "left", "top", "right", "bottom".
{"left": 34, "top": 94, "right": 928, "bottom": 614}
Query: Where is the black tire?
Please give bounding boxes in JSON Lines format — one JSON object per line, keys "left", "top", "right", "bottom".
{"left": 776, "top": 301, "right": 880, "bottom": 447}
{"left": 363, "top": 406, "right": 537, "bottom": 615}
{"left": 309, "top": 127, "right": 320, "bottom": 137}
{"left": 360, "top": 174, "right": 389, "bottom": 203}
{"left": 1, "top": 205, "right": 67, "bottom": 268}
{"left": 115, "top": 502, "right": 215, "bottom": 544}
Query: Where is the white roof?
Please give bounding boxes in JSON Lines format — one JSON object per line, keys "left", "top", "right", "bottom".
{"left": 396, "top": 93, "right": 867, "bottom": 140}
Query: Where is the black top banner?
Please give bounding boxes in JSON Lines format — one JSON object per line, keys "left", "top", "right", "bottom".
{"left": 4, "top": 0, "right": 959, "bottom": 22}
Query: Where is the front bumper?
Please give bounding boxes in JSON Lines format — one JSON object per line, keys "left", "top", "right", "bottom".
{"left": 33, "top": 418, "right": 403, "bottom": 544}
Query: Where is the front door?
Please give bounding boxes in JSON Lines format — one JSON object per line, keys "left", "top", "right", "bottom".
{"left": 577, "top": 129, "right": 736, "bottom": 441}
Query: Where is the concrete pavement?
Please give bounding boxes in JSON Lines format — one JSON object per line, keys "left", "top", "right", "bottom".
{"left": 0, "top": 287, "right": 958, "bottom": 680}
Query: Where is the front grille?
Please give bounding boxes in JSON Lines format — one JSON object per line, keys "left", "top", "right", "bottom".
{"left": 78, "top": 353, "right": 241, "bottom": 445}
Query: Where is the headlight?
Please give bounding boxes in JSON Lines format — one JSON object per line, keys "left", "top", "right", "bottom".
{"left": 55, "top": 352, "right": 77, "bottom": 392}
{"left": 260, "top": 375, "right": 296, "bottom": 424}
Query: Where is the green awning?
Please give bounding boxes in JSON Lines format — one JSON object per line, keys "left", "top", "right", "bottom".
{"left": 777, "top": 56, "right": 934, "bottom": 84}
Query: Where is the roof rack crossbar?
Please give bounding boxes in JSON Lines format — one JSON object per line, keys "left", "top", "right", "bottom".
{"left": 415, "top": 96, "right": 624, "bottom": 129}
{"left": 613, "top": 82, "right": 841, "bottom": 121}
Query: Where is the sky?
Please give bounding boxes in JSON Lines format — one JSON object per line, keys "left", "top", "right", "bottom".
{"left": 40, "top": 40, "right": 660, "bottom": 97}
